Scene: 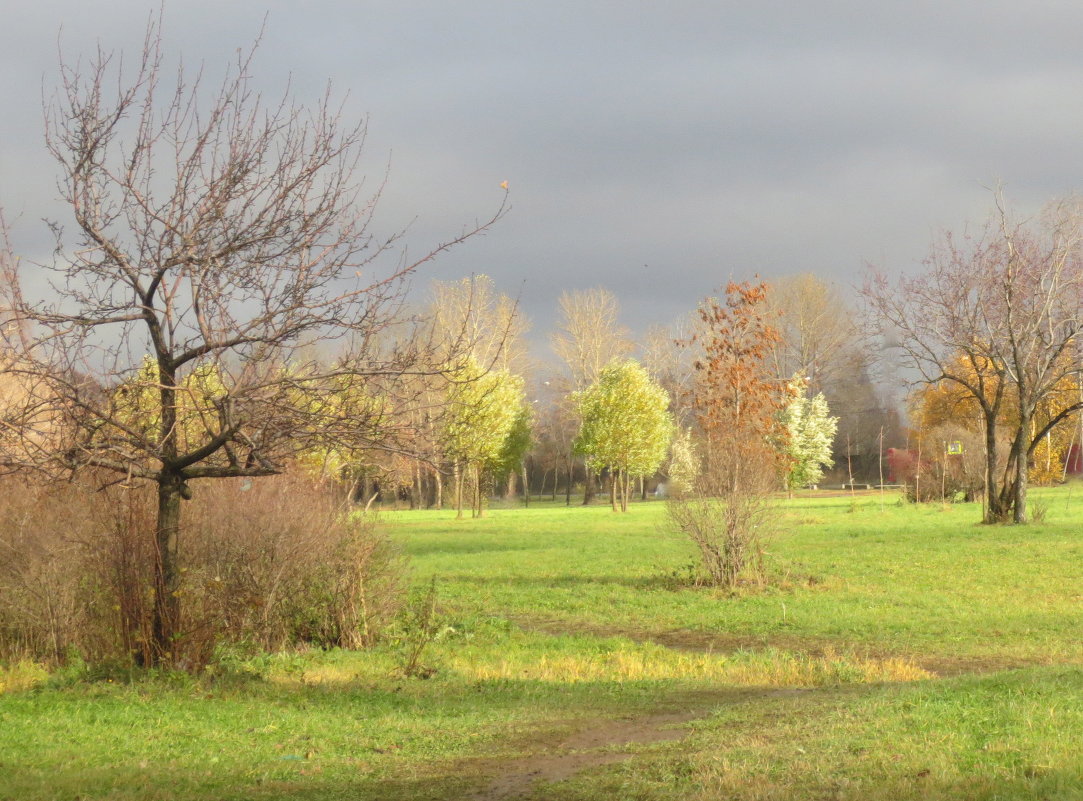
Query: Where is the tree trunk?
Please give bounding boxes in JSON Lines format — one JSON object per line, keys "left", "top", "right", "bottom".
{"left": 474, "top": 464, "right": 484, "bottom": 518}
{"left": 506, "top": 470, "right": 517, "bottom": 500}
{"left": 521, "top": 466, "right": 529, "bottom": 507}
{"left": 434, "top": 468, "right": 443, "bottom": 511}
{"left": 408, "top": 462, "right": 419, "bottom": 509}
{"left": 610, "top": 469, "right": 618, "bottom": 512}
{"left": 454, "top": 461, "right": 464, "bottom": 519}
{"left": 413, "top": 460, "right": 423, "bottom": 509}
{"left": 1012, "top": 416, "right": 1030, "bottom": 523}
{"left": 583, "top": 464, "right": 595, "bottom": 505}
{"left": 152, "top": 474, "right": 184, "bottom": 665}
{"left": 983, "top": 409, "right": 1005, "bottom": 522}
{"left": 152, "top": 354, "right": 183, "bottom": 666}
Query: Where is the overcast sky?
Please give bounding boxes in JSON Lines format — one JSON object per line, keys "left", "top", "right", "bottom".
{"left": 5, "top": 1, "right": 1083, "bottom": 347}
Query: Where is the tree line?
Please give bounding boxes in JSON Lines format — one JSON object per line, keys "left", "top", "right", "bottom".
{"left": 4, "top": 18, "right": 1083, "bottom": 667}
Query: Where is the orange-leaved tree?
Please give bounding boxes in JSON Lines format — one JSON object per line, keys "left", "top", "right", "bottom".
{"left": 668, "top": 282, "right": 793, "bottom": 587}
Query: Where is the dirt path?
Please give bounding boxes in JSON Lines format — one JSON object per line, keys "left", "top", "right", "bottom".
{"left": 456, "top": 619, "right": 1043, "bottom": 799}
{"left": 460, "top": 687, "right": 808, "bottom": 801}
{"left": 461, "top": 709, "right": 697, "bottom": 801}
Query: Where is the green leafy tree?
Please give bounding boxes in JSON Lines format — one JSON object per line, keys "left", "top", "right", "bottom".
{"left": 443, "top": 358, "right": 527, "bottom": 518}
{"left": 574, "top": 360, "right": 673, "bottom": 512}
{"left": 781, "top": 376, "right": 838, "bottom": 493}
{"left": 494, "top": 404, "right": 533, "bottom": 498}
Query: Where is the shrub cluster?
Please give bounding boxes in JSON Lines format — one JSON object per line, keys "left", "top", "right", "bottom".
{"left": 0, "top": 473, "right": 405, "bottom": 669}
{"left": 892, "top": 427, "right": 988, "bottom": 503}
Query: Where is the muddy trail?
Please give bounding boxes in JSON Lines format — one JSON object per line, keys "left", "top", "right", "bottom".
{"left": 461, "top": 687, "right": 808, "bottom": 801}
{"left": 461, "top": 708, "right": 696, "bottom": 801}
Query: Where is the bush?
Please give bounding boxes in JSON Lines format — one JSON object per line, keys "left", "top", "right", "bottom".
{"left": 668, "top": 491, "right": 771, "bottom": 589}
{"left": 893, "top": 426, "right": 988, "bottom": 503}
{"left": 667, "top": 441, "right": 779, "bottom": 589}
{"left": 0, "top": 472, "right": 406, "bottom": 670}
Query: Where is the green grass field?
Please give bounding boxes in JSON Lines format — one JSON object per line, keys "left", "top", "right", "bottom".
{"left": 2, "top": 490, "right": 1081, "bottom": 800}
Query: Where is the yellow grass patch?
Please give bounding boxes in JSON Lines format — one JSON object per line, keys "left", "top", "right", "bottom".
{"left": 451, "top": 645, "right": 931, "bottom": 686}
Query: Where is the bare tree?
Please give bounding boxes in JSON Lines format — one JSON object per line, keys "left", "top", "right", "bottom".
{"left": 864, "top": 193, "right": 1083, "bottom": 523}
{"left": 551, "top": 288, "right": 633, "bottom": 391}
{"left": 0, "top": 211, "right": 27, "bottom": 350}
{"left": 763, "top": 273, "right": 899, "bottom": 482}
{"left": 640, "top": 314, "right": 698, "bottom": 427}
{"left": 0, "top": 21, "right": 505, "bottom": 662}
{"left": 766, "top": 273, "right": 857, "bottom": 393}
{"left": 430, "top": 274, "right": 529, "bottom": 374}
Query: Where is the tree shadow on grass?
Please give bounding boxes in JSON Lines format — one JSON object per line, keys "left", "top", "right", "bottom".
{"left": 0, "top": 682, "right": 886, "bottom": 801}
{"left": 448, "top": 573, "right": 679, "bottom": 591}
{"left": 406, "top": 539, "right": 543, "bottom": 557}
{"left": 6, "top": 661, "right": 1076, "bottom": 801}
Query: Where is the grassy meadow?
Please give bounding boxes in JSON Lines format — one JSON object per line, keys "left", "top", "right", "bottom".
{"left": 1, "top": 489, "right": 1082, "bottom": 800}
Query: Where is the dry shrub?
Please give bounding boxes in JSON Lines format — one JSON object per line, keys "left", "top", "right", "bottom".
{"left": 181, "top": 474, "right": 406, "bottom": 665}
{"left": 0, "top": 472, "right": 405, "bottom": 669}
{"left": 895, "top": 426, "right": 990, "bottom": 503}
{"left": 668, "top": 444, "right": 779, "bottom": 589}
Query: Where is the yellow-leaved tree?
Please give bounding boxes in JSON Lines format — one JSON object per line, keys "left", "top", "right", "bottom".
{"left": 442, "top": 357, "right": 528, "bottom": 518}
{"left": 573, "top": 360, "right": 673, "bottom": 512}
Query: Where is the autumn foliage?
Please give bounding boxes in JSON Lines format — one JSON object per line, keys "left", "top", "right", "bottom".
{"left": 669, "top": 282, "right": 792, "bottom": 587}
{"left": 689, "top": 282, "right": 793, "bottom": 484}
{"left": 911, "top": 350, "right": 1083, "bottom": 489}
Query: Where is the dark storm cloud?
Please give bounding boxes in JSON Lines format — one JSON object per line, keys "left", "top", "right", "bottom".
{"left": 4, "top": 1, "right": 1083, "bottom": 342}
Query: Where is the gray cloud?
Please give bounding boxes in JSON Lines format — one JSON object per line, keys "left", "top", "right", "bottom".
{"left": 4, "top": 1, "right": 1083, "bottom": 344}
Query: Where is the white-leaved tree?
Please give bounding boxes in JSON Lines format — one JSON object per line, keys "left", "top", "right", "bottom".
{"left": 573, "top": 360, "right": 672, "bottom": 512}
{"left": 781, "top": 376, "right": 838, "bottom": 493}
{"left": 665, "top": 427, "right": 698, "bottom": 497}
